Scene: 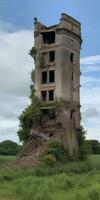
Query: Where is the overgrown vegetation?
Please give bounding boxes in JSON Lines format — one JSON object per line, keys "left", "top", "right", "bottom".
{"left": 76, "top": 127, "right": 87, "bottom": 160}
{"left": 0, "top": 155, "right": 100, "bottom": 200}
{"left": 29, "top": 46, "right": 45, "bottom": 68}
{"left": 38, "top": 53, "right": 45, "bottom": 68}
{"left": 18, "top": 46, "right": 87, "bottom": 162}
{"left": 38, "top": 140, "right": 68, "bottom": 167}
{"left": 0, "top": 140, "right": 22, "bottom": 156}
{"left": 17, "top": 95, "right": 41, "bottom": 143}
{"left": 86, "top": 140, "right": 100, "bottom": 155}
{"left": 29, "top": 46, "right": 37, "bottom": 60}
{"left": 17, "top": 65, "right": 41, "bottom": 144}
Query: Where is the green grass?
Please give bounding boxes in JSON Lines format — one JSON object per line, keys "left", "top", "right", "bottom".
{"left": 0, "top": 155, "right": 16, "bottom": 163}
{"left": 0, "top": 155, "right": 100, "bottom": 200}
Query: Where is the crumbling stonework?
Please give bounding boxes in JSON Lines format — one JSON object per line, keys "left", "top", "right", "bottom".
{"left": 30, "top": 13, "right": 82, "bottom": 157}
{"left": 17, "top": 14, "right": 82, "bottom": 164}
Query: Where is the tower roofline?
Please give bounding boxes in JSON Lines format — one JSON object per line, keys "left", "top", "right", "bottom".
{"left": 61, "top": 13, "right": 81, "bottom": 26}
{"left": 34, "top": 13, "right": 81, "bottom": 33}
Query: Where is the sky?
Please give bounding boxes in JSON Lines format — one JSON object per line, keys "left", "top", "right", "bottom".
{"left": 0, "top": 0, "right": 100, "bottom": 143}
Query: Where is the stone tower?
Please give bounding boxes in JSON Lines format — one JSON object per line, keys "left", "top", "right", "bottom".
{"left": 32, "top": 13, "right": 82, "bottom": 156}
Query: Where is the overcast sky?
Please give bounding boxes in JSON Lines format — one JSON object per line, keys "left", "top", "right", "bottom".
{"left": 0, "top": 0, "right": 100, "bottom": 143}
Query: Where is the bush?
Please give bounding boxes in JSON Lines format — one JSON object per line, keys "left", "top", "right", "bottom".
{"left": 40, "top": 154, "right": 56, "bottom": 166}
{"left": 29, "top": 46, "right": 37, "bottom": 60}
{"left": 86, "top": 140, "right": 100, "bottom": 155}
{"left": 17, "top": 65, "right": 42, "bottom": 144}
{"left": 17, "top": 95, "right": 41, "bottom": 144}
{"left": 76, "top": 127, "right": 87, "bottom": 160}
{"left": 40, "top": 140, "right": 68, "bottom": 164}
{"left": 0, "top": 140, "right": 22, "bottom": 156}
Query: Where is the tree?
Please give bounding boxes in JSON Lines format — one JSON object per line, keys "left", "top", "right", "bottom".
{"left": 76, "top": 127, "right": 87, "bottom": 160}
{"left": 17, "top": 68, "right": 41, "bottom": 144}
{"left": 86, "top": 140, "right": 100, "bottom": 154}
{"left": 0, "top": 140, "right": 22, "bottom": 156}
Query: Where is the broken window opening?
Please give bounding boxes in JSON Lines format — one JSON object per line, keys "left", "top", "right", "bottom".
{"left": 49, "top": 51, "right": 55, "bottom": 62}
{"left": 70, "top": 111, "right": 74, "bottom": 120}
{"left": 49, "top": 70, "right": 55, "bottom": 83}
{"left": 70, "top": 53, "right": 74, "bottom": 63}
{"left": 42, "top": 71, "right": 47, "bottom": 84}
{"left": 49, "top": 133, "right": 53, "bottom": 137}
{"left": 41, "top": 91, "right": 47, "bottom": 101}
{"left": 41, "top": 108, "right": 56, "bottom": 119}
{"left": 49, "top": 90, "right": 54, "bottom": 101}
{"left": 48, "top": 109, "right": 56, "bottom": 119}
{"left": 70, "top": 111, "right": 76, "bottom": 128}
{"left": 42, "top": 31, "right": 55, "bottom": 44}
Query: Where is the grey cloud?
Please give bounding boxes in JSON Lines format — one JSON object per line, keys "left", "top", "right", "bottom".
{"left": 0, "top": 21, "right": 18, "bottom": 32}
{"left": 81, "top": 65, "right": 100, "bottom": 74}
{"left": 0, "top": 30, "right": 34, "bottom": 97}
{"left": 80, "top": 55, "right": 100, "bottom": 65}
{"left": 82, "top": 108, "right": 99, "bottom": 119}
{"left": 0, "top": 94, "right": 30, "bottom": 135}
{"left": 1, "top": 22, "right": 100, "bottom": 142}
{"left": 0, "top": 28, "right": 33, "bottom": 142}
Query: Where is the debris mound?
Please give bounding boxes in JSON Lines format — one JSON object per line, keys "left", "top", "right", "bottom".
{"left": 15, "top": 132, "right": 55, "bottom": 166}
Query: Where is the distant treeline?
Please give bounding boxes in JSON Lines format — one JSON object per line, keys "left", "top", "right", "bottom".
{"left": 86, "top": 140, "right": 100, "bottom": 154}
{"left": 0, "top": 139, "right": 100, "bottom": 156}
{"left": 0, "top": 140, "right": 22, "bottom": 156}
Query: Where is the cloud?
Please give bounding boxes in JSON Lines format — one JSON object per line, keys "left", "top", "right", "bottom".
{"left": 0, "top": 20, "right": 100, "bottom": 143}
{"left": 82, "top": 108, "right": 99, "bottom": 119}
{"left": 81, "top": 55, "right": 100, "bottom": 141}
{"left": 0, "top": 20, "right": 20, "bottom": 32}
{"left": 81, "top": 55, "right": 100, "bottom": 65}
{"left": 0, "top": 94, "right": 30, "bottom": 143}
{"left": 0, "top": 30, "right": 34, "bottom": 96}
{"left": 81, "top": 65, "right": 100, "bottom": 74}
{"left": 0, "top": 21, "right": 33, "bottom": 143}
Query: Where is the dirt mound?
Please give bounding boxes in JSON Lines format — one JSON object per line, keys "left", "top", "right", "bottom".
{"left": 15, "top": 145, "right": 44, "bottom": 166}
{"left": 15, "top": 132, "right": 54, "bottom": 166}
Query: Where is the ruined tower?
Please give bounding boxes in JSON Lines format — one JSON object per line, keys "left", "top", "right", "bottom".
{"left": 32, "top": 13, "right": 82, "bottom": 156}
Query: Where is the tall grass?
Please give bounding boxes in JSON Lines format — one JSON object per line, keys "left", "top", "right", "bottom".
{"left": 0, "top": 155, "right": 100, "bottom": 200}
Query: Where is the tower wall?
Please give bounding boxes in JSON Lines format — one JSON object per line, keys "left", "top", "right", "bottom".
{"left": 32, "top": 13, "right": 82, "bottom": 156}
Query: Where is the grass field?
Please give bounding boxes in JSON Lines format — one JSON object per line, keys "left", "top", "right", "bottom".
{"left": 0, "top": 155, "right": 100, "bottom": 200}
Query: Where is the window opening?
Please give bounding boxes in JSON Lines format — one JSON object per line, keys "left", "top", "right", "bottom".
{"left": 70, "top": 53, "right": 74, "bottom": 63}
{"left": 70, "top": 111, "right": 74, "bottom": 120}
{"left": 42, "top": 71, "right": 47, "bottom": 84}
{"left": 70, "top": 111, "right": 76, "bottom": 128}
{"left": 42, "top": 31, "right": 55, "bottom": 44}
{"left": 49, "top": 51, "right": 55, "bottom": 62}
{"left": 49, "top": 90, "right": 54, "bottom": 101}
{"left": 48, "top": 109, "right": 56, "bottom": 119}
{"left": 41, "top": 91, "right": 47, "bottom": 101}
{"left": 49, "top": 70, "right": 55, "bottom": 83}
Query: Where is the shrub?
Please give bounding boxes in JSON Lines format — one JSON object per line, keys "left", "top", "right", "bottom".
{"left": 76, "top": 127, "right": 87, "bottom": 160}
{"left": 40, "top": 154, "right": 56, "bottom": 166}
{"left": 17, "top": 59, "right": 42, "bottom": 144}
{"left": 29, "top": 46, "right": 37, "bottom": 60}
{"left": 86, "top": 140, "right": 100, "bottom": 155}
{"left": 0, "top": 140, "right": 22, "bottom": 156}
{"left": 17, "top": 95, "right": 41, "bottom": 144}
{"left": 39, "top": 140, "right": 68, "bottom": 168}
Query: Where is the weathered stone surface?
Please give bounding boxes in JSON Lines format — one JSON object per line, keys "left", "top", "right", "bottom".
{"left": 17, "top": 13, "right": 82, "bottom": 165}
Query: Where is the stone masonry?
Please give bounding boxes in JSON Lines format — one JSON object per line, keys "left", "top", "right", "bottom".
{"left": 31, "top": 13, "right": 82, "bottom": 156}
